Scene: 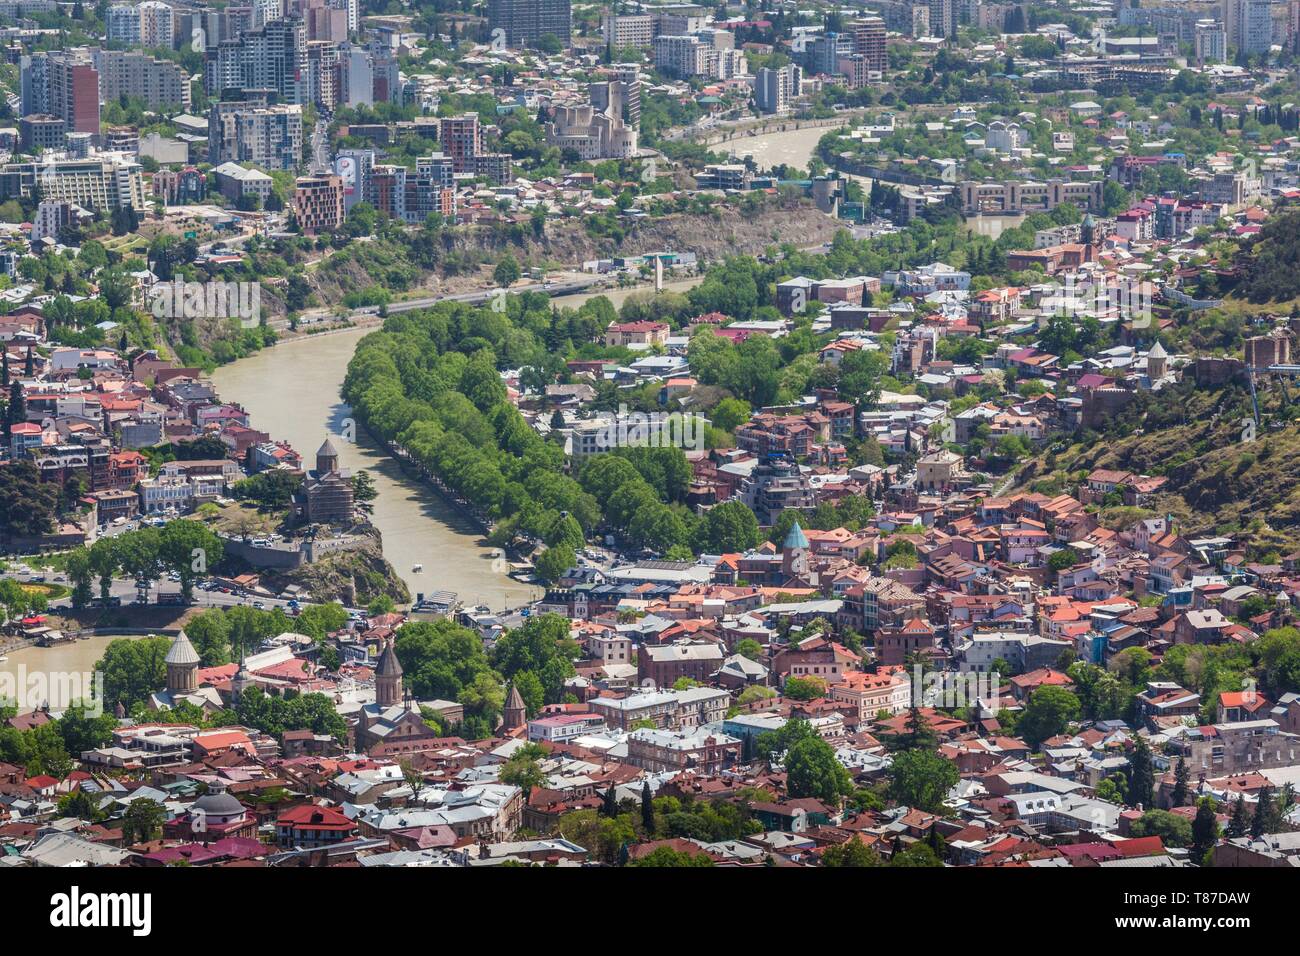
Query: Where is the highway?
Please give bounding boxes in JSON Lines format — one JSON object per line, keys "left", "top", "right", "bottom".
{"left": 9, "top": 567, "right": 357, "bottom": 616}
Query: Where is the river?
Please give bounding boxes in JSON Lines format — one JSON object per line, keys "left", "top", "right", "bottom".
{"left": 717, "top": 125, "right": 828, "bottom": 173}
{"left": 0, "top": 635, "right": 127, "bottom": 697}
{"left": 209, "top": 278, "right": 704, "bottom": 613}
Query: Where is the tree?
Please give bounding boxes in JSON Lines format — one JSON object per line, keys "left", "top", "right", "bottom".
{"left": 628, "top": 846, "right": 713, "bottom": 867}
{"left": 88, "top": 538, "right": 119, "bottom": 603}
{"left": 889, "top": 704, "right": 938, "bottom": 753}
{"left": 121, "top": 797, "right": 166, "bottom": 844}
{"left": 888, "top": 749, "right": 958, "bottom": 813}
{"left": 784, "top": 736, "right": 853, "bottom": 803}
{"left": 1251, "top": 784, "right": 1271, "bottom": 838}
{"left": 1171, "top": 756, "right": 1189, "bottom": 808}
{"left": 158, "top": 519, "right": 223, "bottom": 602}
{"left": 96, "top": 635, "right": 171, "bottom": 712}
{"left": 821, "top": 835, "right": 882, "bottom": 867}
{"left": 500, "top": 744, "right": 548, "bottom": 798}
{"left": 351, "top": 470, "right": 378, "bottom": 516}
{"left": 115, "top": 526, "right": 163, "bottom": 602}
{"left": 710, "top": 397, "right": 751, "bottom": 432}
{"left": 1192, "top": 797, "right": 1219, "bottom": 860}
{"left": 493, "top": 254, "right": 521, "bottom": 288}
{"left": 783, "top": 675, "right": 827, "bottom": 701}
{"left": 545, "top": 513, "right": 585, "bottom": 551}
{"left": 891, "top": 841, "right": 944, "bottom": 867}
{"left": 735, "top": 638, "right": 764, "bottom": 661}
{"left": 1127, "top": 735, "right": 1155, "bottom": 810}
{"left": 641, "top": 780, "right": 655, "bottom": 833}
{"left": 602, "top": 781, "right": 618, "bottom": 817}
{"left": 1227, "top": 794, "right": 1249, "bottom": 838}
{"left": 56, "top": 702, "right": 117, "bottom": 755}
{"left": 1017, "top": 685, "right": 1080, "bottom": 750}
{"left": 65, "top": 548, "right": 93, "bottom": 609}
{"left": 697, "top": 500, "right": 761, "bottom": 553}
{"left": 534, "top": 544, "right": 575, "bottom": 584}
{"left": 1130, "top": 809, "right": 1193, "bottom": 847}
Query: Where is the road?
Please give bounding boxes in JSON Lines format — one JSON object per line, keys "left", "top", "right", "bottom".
{"left": 9, "top": 568, "right": 358, "bottom": 616}
{"left": 284, "top": 275, "right": 605, "bottom": 330}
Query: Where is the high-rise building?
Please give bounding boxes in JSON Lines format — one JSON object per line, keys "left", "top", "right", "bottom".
{"left": 606, "top": 63, "right": 641, "bottom": 128}
{"left": 852, "top": 16, "right": 887, "bottom": 74}
{"left": 602, "top": 12, "right": 656, "bottom": 49}
{"left": 107, "top": 4, "right": 142, "bottom": 45}
{"left": 486, "top": 0, "right": 571, "bottom": 48}
{"left": 138, "top": 1, "right": 176, "bottom": 47}
{"left": 330, "top": 0, "right": 357, "bottom": 33}
{"left": 23, "top": 52, "right": 101, "bottom": 135}
{"left": 253, "top": 0, "right": 282, "bottom": 28}
{"left": 306, "top": 41, "right": 339, "bottom": 110}
{"left": 805, "top": 32, "right": 853, "bottom": 76}
{"left": 1195, "top": 18, "right": 1228, "bottom": 62}
{"left": 754, "top": 64, "right": 801, "bottom": 114}
{"left": 1224, "top": 0, "right": 1274, "bottom": 52}
{"left": 652, "top": 33, "right": 710, "bottom": 78}
{"left": 209, "top": 96, "right": 302, "bottom": 169}
{"left": 293, "top": 173, "right": 344, "bottom": 234}
{"left": 47, "top": 53, "right": 100, "bottom": 136}
{"left": 928, "top": 0, "right": 959, "bottom": 37}
{"left": 438, "top": 113, "right": 482, "bottom": 173}
{"left": 18, "top": 115, "right": 66, "bottom": 152}
{"left": 1243, "top": 0, "right": 1275, "bottom": 52}
{"left": 0, "top": 155, "right": 146, "bottom": 211}
{"left": 205, "top": 16, "right": 307, "bottom": 103}
{"left": 333, "top": 147, "right": 373, "bottom": 211}
{"left": 93, "top": 49, "right": 191, "bottom": 111}
{"left": 339, "top": 42, "right": 373, "bottom": 106}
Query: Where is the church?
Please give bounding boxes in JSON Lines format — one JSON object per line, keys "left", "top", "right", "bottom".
{"left": 148, "top": 630, "right": 224, "bottom": 713}
{"left": 353, "top": 638, "right": 447, "bottom": 756}
{"left": 302, "top": 437, "right": 354, "bottom": 525}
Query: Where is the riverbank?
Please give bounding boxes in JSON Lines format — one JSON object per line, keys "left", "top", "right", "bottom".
{"left": 211, "top": 328, "right": 541, "bottom": 611}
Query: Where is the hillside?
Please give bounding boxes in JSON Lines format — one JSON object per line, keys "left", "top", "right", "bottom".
{"left": 305, "top": 198, "right": 841, "bottom": 313}
{"left": 1231, "top": 208, "right": 1300, "bottom": 305}
{"left": 1012, "top": 378, "right": 1300, "bottom": 555}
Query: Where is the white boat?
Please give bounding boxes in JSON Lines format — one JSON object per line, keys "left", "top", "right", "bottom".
{"left": 412, "top": 563, "right": 424, "bottom": 572}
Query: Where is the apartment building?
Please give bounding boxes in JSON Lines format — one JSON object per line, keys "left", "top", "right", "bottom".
{"left": 93, "top": 49, "right": 191, "bottom": 110}
{"left": 0, "top": 156, "right": 146, "bottom": 211}
{"left": 293, "top": 173, "right": 345, "bottom": 235}
{"left": 438, "top": 113, "right": 482, "bottom": 173}
{"left": 487, "top": 0, "right": 571, "bottom": 47}
{"left": 209, "top": 99, "right": 303, "bottom": 169}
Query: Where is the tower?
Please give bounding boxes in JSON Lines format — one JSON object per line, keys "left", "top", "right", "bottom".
{"left": 1147, "top": 339, "right": 1168, "bottom": 379}
{"left": 165, "top": 629, "right": 200, "bottom": 696}
{"left": 232, "top": 649, "right": 253, "bottom": 705}
{"left": 1080, "top": 212, "right": 1096, "bottom": 247}
{"left": 503, "top": 682, "right": 526, "bottom": 732}
{"left": 781, "top": 519, "right": 810, "bottom": 580}
{"left": 316, "top": 436, "right": 340, "bottom": 475}
{"left": 375, "top": 637, "right": 403, "bottom": 708}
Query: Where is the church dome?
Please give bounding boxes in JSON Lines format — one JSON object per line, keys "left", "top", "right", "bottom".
{"left": 164, "top": 630, "right": 200, "bottom": 666}
{"left": 193, "top": 790, "right": 245, "bottom": 822}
